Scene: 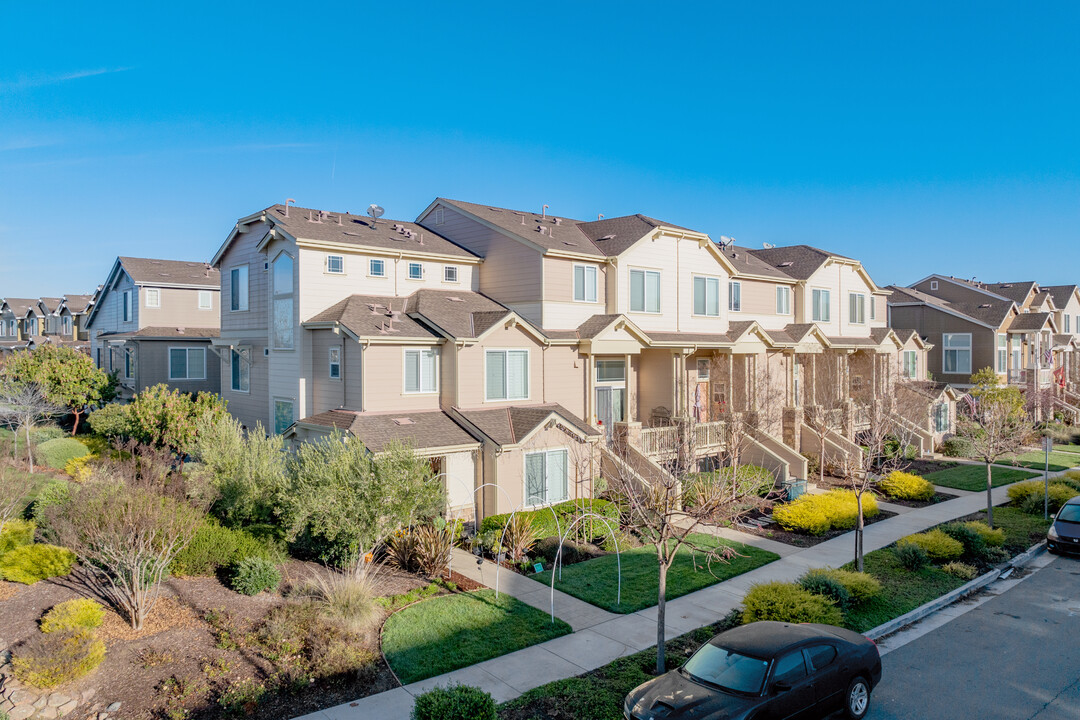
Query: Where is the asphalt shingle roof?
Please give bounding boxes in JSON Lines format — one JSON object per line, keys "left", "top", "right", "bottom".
{"left": 2, "top": 298, "right": 39, "bottom": 317}
{"left": 119, "top": 257, "right": 221, "bottom": 287}
{"left": 748, "top": 245, "right": 853, "bottom": 280}
{"left": 405, "top": 290, "right": 517, "bottom": 339}
{"left": 1007, "top": 312, "right": 1053, "bottom": 332}
{"left": 437, "top": 199, "right": 605, "bottom": 257}
{"left": 62, "top": 295, "right": 95, "bottom": 313}
{"left": 300, "top": 409, "right": 480, "bottom": 452}
{"left": 455, "top": 403, "right": 599, "bottom": 447}
{"left": 887, "top": 285, "right": 1015, "bottom": 327}
{"left": 308, "top": 295, "right": 439, "bottom": 340}
{"left": 1044, "top": 285, "right": 1079, "bottom": 310}
{"left": 97, "top": 327, "right": 220, "bottom": 339}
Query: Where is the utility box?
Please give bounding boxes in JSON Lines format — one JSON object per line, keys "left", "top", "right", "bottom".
{"left": 783, "top": 479, "right": 808, "bottom": 501}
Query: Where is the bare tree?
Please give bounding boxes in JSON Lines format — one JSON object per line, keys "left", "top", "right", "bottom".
{"left": 0, "top": 467, "right": 29, "bottom": 539}
{"left": 957, "top": 368, "right": 1032, "bottom": 527}
{"left": 801, "top": 354, "right": 849, "bottom": 488}
{"left": 0, "top": 381, "right": 62, "bottom": 473}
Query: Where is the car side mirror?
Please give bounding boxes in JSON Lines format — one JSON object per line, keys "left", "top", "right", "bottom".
{"left": 772, "top": 680, "right": 792, "bottom": 693}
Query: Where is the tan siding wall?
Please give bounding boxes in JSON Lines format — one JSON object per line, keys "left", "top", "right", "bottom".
{"left": 141, "top": 287, "right": 220, "bottom": 329}
{"left": 455, "top": 324, "right": 546, "bottom": 409}
{"left": 311, "top": 330, "right": 346, "bottom": 415}
{"left": 734, "top": 279, "right": 791, "bottom": 330}
{"left": 798, "top": 263, "right": 879, "bottom": 337}
{"left": 541, "top": 257, "right": 607, "bottom": 330}
{"left": 359, "top": 343, "right": 442, "bottom": 412}
{"left": 220, "top": 341, "right": 270, "bottom": 431}
{"left": 637, "top": 349, "right": 674, "bottom": 424}
{"left": 540, "top": 345, "right": 587, "bottom": 419}
{"left": 493, "top": 430, "right": 597, "bottom": 514}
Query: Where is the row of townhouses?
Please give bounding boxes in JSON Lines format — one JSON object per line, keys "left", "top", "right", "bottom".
{"left": 13, "top": 197, "right": 1079, "bottom": 523}
{"left": 0, "top": 294, "right": 97, "bottom": 352}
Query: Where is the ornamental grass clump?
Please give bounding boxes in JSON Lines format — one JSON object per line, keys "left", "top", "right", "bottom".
{"left": 772, "top": 490, "right": 879, "bottom": 535}
{"left": 411, "top": 684, "right": 497, "bottom": 720}
{"left": 40, "top": 598, "right": 105, "bottom": 633}
{"left": 898, "top": 529, "right": 964, "bottom": 562}
{"left": 879, "top": 471, "right": 935, "bottom": 501}
{"left": 303, "top": 564, "right": 380, "bottom": 633}
{"left": 741, "top": 581, "right": 844, "bottom": 626}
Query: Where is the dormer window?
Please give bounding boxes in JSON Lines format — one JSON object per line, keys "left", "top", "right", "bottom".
{"left": 930, "top": 280, "right": 939, "bottom": 290}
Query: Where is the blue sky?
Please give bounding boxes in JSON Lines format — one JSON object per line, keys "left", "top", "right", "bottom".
{"left": 2, "top": 1, "right": 1078, "bottom": 297}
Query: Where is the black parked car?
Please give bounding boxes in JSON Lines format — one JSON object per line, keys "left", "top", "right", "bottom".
{"left": 1048, "top": 495, "right": 1080, "bottom": 554}
{"left": 624, "top": 621, "right": 882, "bottom": 720}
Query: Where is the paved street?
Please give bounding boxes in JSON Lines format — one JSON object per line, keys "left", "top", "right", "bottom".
{"left": 868, "top": 554, "right": 1080, "bottom": 720}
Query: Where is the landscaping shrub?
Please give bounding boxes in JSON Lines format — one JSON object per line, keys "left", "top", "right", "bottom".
{"left": 228, "top": 557, "right": 281, "bottom": 596}
{"left": 893, "top": 542, "right": 929, "bottom": 570}
{"left": 171, "top": 518, "right": 286, "bottom": 576}
{"left": 0, "top": 518, "right": 36, "bottom": 556}
{"left": 799, "top": 568, "right": 881, "bottom": 604}
{"left": 0, "top": 544, "right": 76, "bottom": 584}
{"left": 31, "top": 480, "right": 71, "bottom": 524}
{"left": 940, "top": 436, "right": 974, "bottom": 458}
{"left": 898, "top": 530, "right": 964, "bottom": 562}
{"left": 962, "top": 521, "right": 1005, "bottom": 547}
{"left": 31, "top": 427, "right": 67, "bottom": 444}
{"left": 532, "top": 536, "right": 602, "bottom": 566}
{"left": 64, "top": 453, "right": 97, "bottom": 482}
{"left": 502, "top": 513, "right": 539, "bottom": 562}
{"left": 879, "top": 471, "right": 935, "bottom": 501}
{"left": 802, "top": 452, "right": 821, "bottom": 480}
{"left": 386, "top": 528, "right": 419, "bottom": 572}
{"left": 684, "top": 465, "right": 775, "bottom": 507}
{"left": 40, "top": 599, "right": 105, "bottom": 633}
{"left": 741, "top": 582, "right": 844, "bottom": 626}
{"left": 772, "top": 490, "right": 879, "bottom": 535}
{"left": 11, "top": 630, "right": 106, "bottom": 688}
{"left": 940, "top": 523, "right": 985, "bottom": 557}
{"left": 942, "top": 562, "right": 978, "bottom": 580}
{"left": 87, "top": 403, "right": 133, "bottom": 438}
{"left": 1007, "top": 480, "right": 1079, "bottom": 513}
{"left": 37, "top": 438, "right": 90, "bottom": 471}
{"left": 798, "top": 573, "right": 851, "bottom": 609}
{"left": 479, "top": 499, "right": 619, "bottom": 542}
{"left": 217, "top": 678, "right": 268, "bottom": 715}
{"left": 256, "top": 602, "right": 378, "bottom": 679}
{"left": 376, "top": 583, "right": 441, "bottom": 612}
{"left": 414, "top": 522, "right": 456, "bottom": 577}
{"left": 411, "top": 684, "right": 496, "bottom": 720}
{"left": 975, "top": 546, "right": 1010, "bottom": 565}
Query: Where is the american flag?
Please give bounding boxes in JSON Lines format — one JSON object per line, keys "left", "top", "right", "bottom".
{"left": 1044, "top": 348, "right": 1052, "bottom": 365}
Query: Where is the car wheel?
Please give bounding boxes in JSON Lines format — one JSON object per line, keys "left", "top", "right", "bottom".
{"left": 844, "top": 676, "right": 870, "bottom": 719}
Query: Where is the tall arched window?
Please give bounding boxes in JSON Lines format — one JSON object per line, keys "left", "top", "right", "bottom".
{"left": 272, "top": 253, "right": 294, "bottom": 349}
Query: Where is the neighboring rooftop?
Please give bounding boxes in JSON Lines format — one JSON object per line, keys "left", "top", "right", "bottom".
{"left": 96, "top": 326, "right": 221, "bottom": 339}
{"left": 307, "top": 295, "right": 439, "bottom": 340}
{"left": 455, "top": 403, "right": 599, "bottom": 447}
{"left": 435, "top": 199, "right": 604, "bottom": 257}
{"left": 748, "top": 245, "right": 854, "bottom": 280}
{"left": 62, "top": 294, "right": 95, "bottom": 313}
{"left": 1044, "top": 285, "right": 1080, "bottom": 310}
{"left": 298, "top": 409, "right": 480, "bottom": 452}
{"left": 119, "top": 257, "right": 221, "bottom": 287}
{"left": 887, "top": 285, "right": 1016, "bottom": 327}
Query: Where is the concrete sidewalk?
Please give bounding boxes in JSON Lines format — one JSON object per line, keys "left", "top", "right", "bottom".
{"left": 294, "top": 482, "right": 1058, "bottom": 720}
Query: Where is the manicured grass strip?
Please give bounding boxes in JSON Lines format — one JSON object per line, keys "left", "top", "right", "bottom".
{"left": 382, "top": 589, "right": 571, "bottom": 684}
{"left": 840, "top": 550, "right": 966, "bottom": 633}
{"left": 1053, "top": 444, "right": 1080, "bottom": 454}
{"left": 534, "top": 533, "right": 779, "bottom": 614}
{"left": 1007, "top": 451, "right": 1080, "bottom": 472}
{"left": 969, "top": 505, "right": 1052, "bottom": 552}
{"left": 923, "top": 464, "right": 1038, "bottom": 492}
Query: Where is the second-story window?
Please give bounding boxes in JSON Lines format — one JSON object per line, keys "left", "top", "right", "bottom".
{"left": 728, "top": 281, "right": 742, "bottom": 312}
{"left": 272, "top": 253, "right": 294, "bottom": 350}
{"left": 122, "top": 290, "right": 132, "bottom": 322}
{"left": 62, "top": 316, "right": 72, "bottom": 336}
{"left": 124, "top": 348, "right": 135, "bottom": 379}
{"left": 848, "top": 293, "right": 866, "bottom": 324}
{"left": 870, "top": 296, "right": 877, "bottom": 320}
{"left": 230, "top": 266, "right": 249, "bottom": 311}
{"left": 574, "top": 265, "right": 598, "bottom": 303}
{"left": 369, "top": 259, "right": 386, "bottom": 277}
{"left": 629, "top": 269, "right": 660, "bottom": 314}
{"left": 943, "top": 333, "right": 972, "bottom": 374}
{"left": 776, "top": 286, "right": 792, "bottom": 315}
{"left": 486, "top": 349, "right": 529, "bottom": 400}
{"left": 327, "top": 255, "right": 344, "bottom": 274}
{"left": 693, "top": 276, "right": 720, "bottom": 316}
{"left": 1067, "top": 315, "right": 1072, "bottom": 334}
{"left": 997, "top": 334, "right": 1007, "bottom": 372}
{"left": 198, "top": 291, "right": 212, "bottom": 310}
{"left": 146, "top": 289, "right": 161, "bottom": 308}
{"left": 408, "top": 262, "right": 424, "bottom": 280}
{"left": 812, "top": 289, "right": 831, "bottom": 322}
{"left": 902, "top": 350, "right": 917, "bottom": 378}
{"left": 329, "top": 346, "right": 341, "bottom": 380}
{"left": 404, "top": 348, "right": 438, "bottom": 393}
{"left": 444, "top": 266, "right": 459, "bottom": 283}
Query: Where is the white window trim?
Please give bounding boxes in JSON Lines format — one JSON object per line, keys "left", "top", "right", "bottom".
{"left": 145, "top": 288, "right": 161, "bottom": 308}
{"left": 326, "top": 254, "right": 345, "bottom": 275}
{"left": 271, "top": 251, "right": 295, "bottom": 351}
{"left": 849, "top": 292, "right": 866, "bottom": 325}
{"left": 996, "top": 333, "right": 1008, "bottom": 373}
{"left": 229, "top": 265, "right": 249, "bottom": 312}
{"left": 522, "top": 447, "right": 570, "bottom": 508}
{"left": 443, "top": 265, "right": 460, "bottom": 284}
{"left": 168, "top": 346, "right": 207, "bottom": 381}
{"left": 942, "top": 333, "right": 973, "bottom": 375}
{"left": 230, "top": 347, "right": 250, "bottom": 394}
{"left": 930, "top": 280, "right": 939, "bottom": 290}
{"left": 329, "top": 346, "right": 342, "bottom": 381}
{"left": 812, "top": 287, "right": 831, "bottom": 323}
{"left": 728, "top": 280, "right": 742, "bottom": 313}
{"left": 434, "top": 207, "right": 445, "bottom": 225}
{"left": 273, "top": 397, "right": 295, "bottom": 435}
{"left": 595, "top": 359, "right": 627, "bottom": 384}
{"left": 776, "top": 286, "right": 792, "bottom": 315}
{"left": 484, "top": 348, "right": 531, "bottom": 402}
{"left": 870, "top": 296, "right": 877, "bottom": 321}
{"left": 198, "top": 290, "right": 213, "bottom": 310}
{"left": 628, "top": 267, "right": 661, "bottom": 315}
{"left": 407, "top": 262, "right": 424, "bottom": 281}
{"left": 573, "top": 264, "right": 599, "bottom": 304}
{"left": 368, "top": 259, "right": 387, "bottom": 278}
{"left": 691, "top": 274, "right": 721, "bottom": 317}
{"left": 402, "top": 347, "right": 439, "bottom": 394}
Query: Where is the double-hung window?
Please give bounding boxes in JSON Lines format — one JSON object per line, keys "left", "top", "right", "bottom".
{"left": 369, "top": 259, "right": 386, "bottom": 277}
{"left": 933, "top": 402, "right": 950, "bottom": 433}
{"left": 407, "top": 262, "right": 423, "bottom": 280}
{"left": 693, "top": 276, "right": 720, "bottom": 316}
{"left": 848, "top": 293, "right": 866, "bottom": 324}
{"left": 728, "top": 281, "right": 742, "bottom": 312}
{"left": 62, "top": 316, "right": 72, "bottom": 336}
{"left": 776, "top": 286, "right": 791, "bottom": 315}
{"left": 812, "top": 289, "right": 831, "bottom": 322}
{"left": 404, "top": 348, "right": 438, "bottom": 393}
{"left": 996, "top": 334, "right": 1007, "bottom": 373}
{"left": 145, "top": 288, "right": 161, "bottom": 308}
{"left": 942, "top": 333, "right": 972, "bottom": 374}
{"left": 274, "top": 399, "right": 294, "bottom": 435}
{"left": 574, "top": 264, "right": 598, "bottom": 303}
{"left": 272, "top": 253, "right": 294, "bottom": 349}
{"left": 1067, "top": 315, "right": 1072, "bottom": 334}
{"left": 198, "top": 291, "right": 212, "bottom": 310}
{"left": 901, "top": 350, "right": 918, "bottom": 378}
{"left": 486, "top": 349, "right": 529, "bottom": 400}
{"left": 122, "top": 290, "right": 132, "bottom": 322}
{"left": 230, "top": 266, "right": 249, "bottom": 311}
{"left": 329, "top": 347, "right": 341, "bottom": 380}
{"left": 524, "top": 449, "right": 568, "bottom": 506}
{"left": 629, "top": 269, "right": 660, "bottom": 313}
{"left": 169, "top": 347, "right": 206, "bottom": 380}
{"left": 230, "top": 348, "right": 250, "bottom": 392}
{"left": 444, "top": 266, "right": 459, "bottom": 283}
{"left": 870, "top": 296, "right": 877, "bottom": 320}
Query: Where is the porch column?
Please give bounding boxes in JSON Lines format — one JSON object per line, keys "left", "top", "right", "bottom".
{"left": 584, "top": 355, "right": 593, "bottom": 425}
{"left": 624, "top": 353, "right": 633, "bottom": 422}
{"left": 809, "top": 354, "right": 817, "bottom": 406}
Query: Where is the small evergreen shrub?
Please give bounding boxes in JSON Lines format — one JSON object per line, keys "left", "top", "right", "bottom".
{"left": 411, "top": 684, "right": 496, "bottom": 720}
{"left": 31, "top": 480, "right": 71, "bottom": 523}
{"left": 11, "top": 630, "right": 106, "bottom": 689}
{"left": 0, "top": 544, "right": 76, "bottom": 584}
{"left": 87, "top": 403, "right": 133, "bottom": 438}
{"left": 942, "top": 562, "right": 978, "bottom": 580}
{"left": 940, "top": 523, "right": 985, "bottom": 557}
{"left": 171, "top": 519, "right": 286, "bottom": 576}
{"left": 893, "top": 542, "right": 929, "bottom": 570}
{"left": 1007, "top": 480, "right": 1078, "bottom": 513}
{"left": 228, "top": 557, "right": 281, "bottom": 596}
{"left": 898, "top": 530, "right": 964, "bottom": 562}
{"left": 879, "top": 471, "right": 935, "bottom": 501}
{"left": 31, "top": 427, "right": 67, "bottom": 444}
{"left": 40, "top": 599, "right": 105, "bottom": 633}
{"left": 961, "top": 521, "right": 1005, "bottom": 548}
{"left": 798, "top": 573, "right": 851, "bottom": 609}
{"left": 37, "top": 438, "right": 90, "bottom": 471}
{"left": 0, "top": 518, "right": 36, "bottom": 556}
{"left": 975, "top": 545, "right": 1010, "bottom": 565}
{"left": 940, "top": 437, "right": 973, "bottom": 458}
{"left": 799, "top": 568, "right": 881, "bottom": 604}
{"left": 479, "top": 499, "right": 619, "bottom": 542}
{"left": 64, "top": 453, "right": 97, "bottom": 482}
{"left": 772, "top": 490, "right": 879, "bottom": 535}
{"left": 741, "top": 582, "right": 844, "bottom": 626}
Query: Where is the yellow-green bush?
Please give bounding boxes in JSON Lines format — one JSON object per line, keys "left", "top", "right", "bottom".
{"left": 961, "top": 521, "right": 1005, "bottom": 547}
{"left": 11, "top": 630, "right": 105, "bottom": 689}
{"left": 64, "top": 453, "right": 98, "bottom": 482}
{"left": 879, "top": 471, "right": 935, "bottom": 501}
{"left": 1007, "top": 480, "right": 1079, "bottom": 513}
{"left": 0, "top": 519, "right": 36, "bottom": 556}
{"left": 742, "top": 581, "right": 844, "bottom": 626}
{"left": 942, "top": 562, "right": 978, "bottom": 580}
{"left": 898, "top": 529, "right": 964, "bottom": 562}
{"left": 40, "top": 599, "right": 105, "bottom": 634}
{"left": 800, "top": 567, "right": 882, "bottom": 604}
{"left": 772, "top": 490, "right": 879, "bottom": 535}
{"left": 0, "top": 544, "right": 76, "bottom": 584}
{"left": 37, "top": 438, "right": 91, "bottom": 472}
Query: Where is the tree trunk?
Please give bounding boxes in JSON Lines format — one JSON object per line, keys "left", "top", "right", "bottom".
{"left": 71, "top": 411, "right": 81, "bottom": 436}
{"left": 25, "top": 424, "right": 34, "bottom": 474}
{"left": 986, "top": 461, "right": 994, "bottom": 528}
{"left": 656, "top": 557, "right": 668, "bottom": 675}
{"left": 855, "top": 493, "right": 865, "bottom": 572}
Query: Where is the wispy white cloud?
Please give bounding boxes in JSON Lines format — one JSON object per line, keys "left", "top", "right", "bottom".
{"left": 0, "top": 136, "right": 60, "bottom": 153}
{"left": 0, "top": 66, "right": 133, "bottom": 91}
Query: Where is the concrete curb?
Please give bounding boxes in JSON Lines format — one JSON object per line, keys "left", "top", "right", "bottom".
{"left": 864, "top": 539, "right": 1047, "bottom": 641}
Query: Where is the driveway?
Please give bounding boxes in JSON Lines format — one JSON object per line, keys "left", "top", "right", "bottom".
{"left": 867, "top": 554, "right": 1080, "bottom": 719}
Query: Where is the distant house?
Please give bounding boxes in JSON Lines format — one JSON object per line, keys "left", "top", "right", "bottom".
{"left": 85, "top": 257, "right": 221, "bottom": 399}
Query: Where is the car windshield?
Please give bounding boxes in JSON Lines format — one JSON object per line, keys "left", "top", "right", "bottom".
{"left": 681, "top": 644, "right": 770, "bottom": 695}
{"left": 1057, "top": 505, "right": 1080, "bottom": 523}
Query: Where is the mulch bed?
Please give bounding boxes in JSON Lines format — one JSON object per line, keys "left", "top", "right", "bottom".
{"left": 880, "top": 491, "right": 959, "bottom": 509}
{"left": 732, "top": 508, "right": 899, "bottom": 548}
{"left": 445, "top": 570, "right": 485, "bottom": 592}
{"left": 906, "top": 459, "right": 961, "bottom": 475}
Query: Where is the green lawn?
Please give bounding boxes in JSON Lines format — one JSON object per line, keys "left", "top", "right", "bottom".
{"left": 967, "top": 505, "right": 1052, "bottom": 552}
{"left": 1054, "top": 444, "right": 1080, "bottom": 454}
{"left": 1008, "top": 451, "right": 1080, "bottom": 472}
{"left": 382, "top": 589, "right": 571, "bottom": 684}
{"left": 534, "top": 533, "right": 779, "bottom": 614}
{"left": 840, "top": 550, "right": 966, "bottom": 632}
{"left": 923, "top": 464, "right": 1038, "bottom": 492}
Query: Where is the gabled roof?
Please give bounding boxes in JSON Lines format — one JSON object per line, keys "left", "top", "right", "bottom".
{"left": 1007, "top": 312, "right": 1054, "bottom": 332}
{"left": 576, "top": 214, "right": 701, "bottom": 255}
{"left": 118, "top": 257, "right": 221, "bottom": 287}
{"left": 965, "top": 280, "right": 1037, "bottom": 305}
{"left": 435, "top": 199, "right": 604, "bottom": 257}
{"left": 306, "top": 295, "right": 439, "bottom": 341}
{"left": 295, "top": 409, "right": 480, "bottom": 452}
{"left": 39, "top": 298, "right": 63, "bottom": 314}
{"left": 96, "top": 327, "right": 220, "bottom": 340}
{"left": 901, "top": 380, "right": 958, "bottom": 401}
{"left": 747, "top": 245, "right": 853, "bottom": 281}
{"left": 62, "top": 295, "right": 95, "bottom": 314}
{"left": 1043, "top": 285, "right": 1080, "bottom": 310}
{"left": 405, "top": 289, "right": 519, "bottom": 340}
{"left": 454, "top": 403, "right": 599, "bottom": 447}
{"left": 720, "top": 248, "right": 797, "bottom": 280}
{"left": 2, "top": 298, "right": 39, "bottom": 317}
{"left": 887, "top": 285, "right": 1014, "bottom": 328}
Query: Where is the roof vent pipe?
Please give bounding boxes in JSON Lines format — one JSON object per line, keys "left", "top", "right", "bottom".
{"left": 598, "top": 214, "right": 604, "bottom": 220}
{"left": 542, "top": 204, "right": 549, "bottom": 219}
{"left": 285, "top": 198, "right": 296, "bottom": 217}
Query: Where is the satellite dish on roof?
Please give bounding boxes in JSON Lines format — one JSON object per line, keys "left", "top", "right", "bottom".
{"left": 367, "top": 204, "right": 385, "bottom": 222}
{"left": 762, "top": 242, "right": 775, "bottom": 249}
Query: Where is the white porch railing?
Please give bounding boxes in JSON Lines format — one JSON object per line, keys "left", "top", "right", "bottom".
{"left": 693, "top": 420, "right": 726, "bottom": 449}
{"left": 1008, "top": 368, "right": 1027, "bottom": 385}
{"left": 639, "top": 425, "right": 679, "bottom": 456}
{"left": 1038, "top": 368, "right": 1053, "bottom": 386}
{"left": 853, "top": 404, "right": 871, "bottom": 428}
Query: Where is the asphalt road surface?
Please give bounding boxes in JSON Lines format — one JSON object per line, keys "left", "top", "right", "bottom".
{"left": 866, "top": 554, "right": 1080, "bottom": 719}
